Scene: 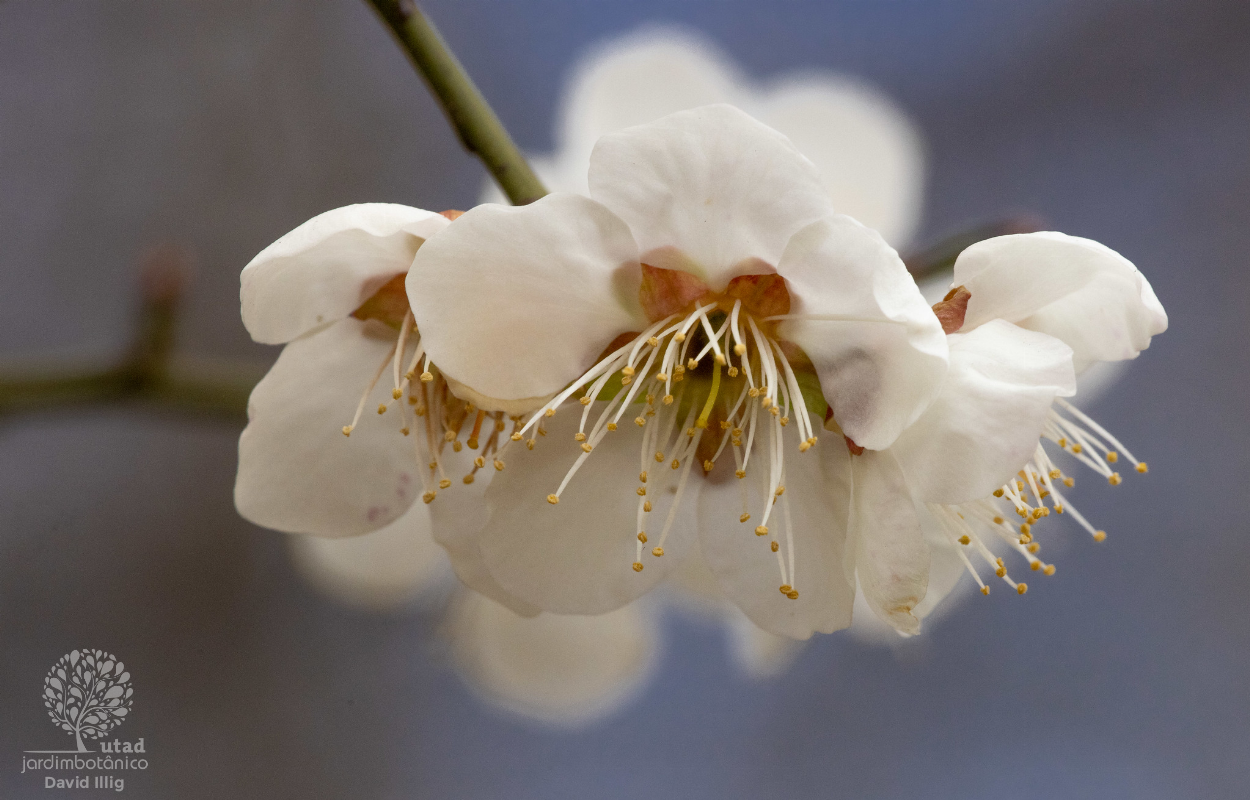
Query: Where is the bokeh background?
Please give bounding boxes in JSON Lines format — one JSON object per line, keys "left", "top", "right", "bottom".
{"left": 2, "top": 0, "right": 1247, "bottom": 797}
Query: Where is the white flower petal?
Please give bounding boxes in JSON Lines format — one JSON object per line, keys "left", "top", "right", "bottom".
{"left": 697, "top": 426, "right": 855, "bottom": 640}
{"left": 426, "top": 473, "right": 540, "bottom": 618}
{"left": 477, "top": 407, "right": 697, "bottom": 614}
{"left": 234, "top": 318, "right": 419, "bottom": 536}
{"left": 849, "top": 450, "right": 929, "bottom": 635}
{"left": 447, "top": 592, "right": 658, "bottom": 726}
{"left": 286, "top": 504, "right": 450, "bottom": 610}
{"left": 407, "top": 194, "right": 645, "bottom": 406}
{"left": 777, "top": 215, "right": 948, "bottom": 450}
{"left": 889, "top": 320, "right": 1076, "bottom": 504}
{"left": 241, "top": 204, "right": 448, "bottom": 345}
{"left": 955, "top": 232, "right": 1168, "bottom": 371}
{"left": 753, "top": 77, "right": 925, "bottom": 247}
{"left": 556, "top": 27, "right": 744, "bottom": 196}
{"left": 588, "top": 104, "right": 836, "bottom": 287}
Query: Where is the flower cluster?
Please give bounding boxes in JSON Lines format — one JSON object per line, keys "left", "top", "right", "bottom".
{"left": 235, "top": 104, "right": 1166, "bottom": 643}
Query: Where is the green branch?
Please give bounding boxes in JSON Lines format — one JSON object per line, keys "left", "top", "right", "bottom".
{"left": 364, "top": 0, "right": 548, "bottom": 206}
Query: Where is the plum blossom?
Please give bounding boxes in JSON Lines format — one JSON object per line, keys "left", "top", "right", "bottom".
{"left": 842, "top": 231, "right": 1167, "bottom": 635}
{"left": 484, "top": 25, "right": 925, "bottom": 248}
{"left": 409, "top": 104, "right": 948, "bottom": 639}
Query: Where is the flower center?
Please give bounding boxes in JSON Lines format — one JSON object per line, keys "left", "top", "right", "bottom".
{"left": 342, "top": 273, "right": 516, "bottom": 503}
{"left": 930, "top": 397, "right": 1149, "bottom": 596}
{"left": 505, "top": 267, "right": 828, "bottom": 600}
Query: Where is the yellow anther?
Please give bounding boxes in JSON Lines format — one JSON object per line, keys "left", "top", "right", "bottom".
{"left": 422, "top": 491, "right": 436, "bottom": 504}
{"left": 635, "top": 416, "right": 646, "bottom": 427}
{"left": 1017, "top": 508, "right": 1028, "bottom": 518}
{"left": 786, "top": 591, "right": 799, "bottom": 600}
{"left": 467, "top": 438, "right": 480, "bottom": 450}
{"left": 643, "top": 501, "right": 652, "bottom": 512}
{"left": 408, "top": 397, "right": 419, "bottom": 406}
{"left": 1093, "top": 530, "right": 1107, "bottom": 542}
{"left": 1020, "top": 524, "right": 1031, "bottom": 535}
{"left": 993, "top": 516, "right": 1005, "bottom": 525}
{"left": 474, "top": 456, "right": 485, "bottom": 468}
{"left": 581, "top": 443, "right": 593, "bottom": 453}
{"left": 637, "top": 532, "right": 647, "bottom": 543}
{"left": 544, "top": 408, "right": 555, "bottom": 417}
{"left": 779, "top": 416, "right": 789, "bottom": 426}
{"left": 806, "top": 437, "right": 817, "bottom": 448}
{"left": 1017, "top": 480, "right": 1025, "bottom": 491}
{"left": 687, "top": 358, "right": 698, "bottom": 370}
{"left": 958, "top": 535, "right": 971, "bottom": 545}
{"left": 439, "top": 479, "right": 452, "bottom": 489}
{"left": 622, "top": 366, "right": 635, "bottom": 377}
{"left": 452, "top": 440, "right": 463, "bottom": 452}
{"left": 774, "top": 486, "right": 786, "bottom": 497}
{"left": 755, "top": 526, "right": 769, "bottom": 536}
{"left": 651, "top": 547, "right": 664, "bottom": 557}
{"left": 377, "top": 404, "right": 388, "bottom": 415}
{"left": 714, "top": 353, "right": 726, "bottom": 366}
{"left": 703, "top": 460, "right": 714, "bottom": 472}
{"left": 655, "top": 451, "right": 665, "bottom": 463}
{"left": 1040, "top": 507, "right": 1050, "bottom": 516}
{"left": 995, "top": 567, "right": 1007, "bottom": 578}
{"left": 463, "top": 474, "right": 475, "bottom": 485}
{"left": 546, "top": 494, "right": 559, "bottom": 505}
{"left": 1057, "top": 437, "right": 1067, "bottom": 447}
{"left": 636, "top": 486, "right": 647, "bottom": 496}
{"left": 734, "top": 343, "right": 746, "bottom": 356}
{"left": 391, "top": 388, "right": 403, "bottom": 400}
{"left": 420, "top": 371, "right": 434, "bottom": 383}
{"left": 770, "top": 541, "right": 779, "bottom": 552}
{"left": 655, "top": 372, "right": 669, "bottom": 382}
{"left": 341, "top": 426, "right": 353, "bottom": 437}
{"left": 526, "top": 439, "right": 536, "bottom": 450}
{"left": 1016, "top": 583, "right": 1028, "bottom": 595}
{"left": 400, "top": 427, "right": 410, "bottom": 436}
{"left": 1031, "top": 561, "right": 1041, "bottom": 571}
{"left": 739, "top": 513, "right": 751, "bottom": 523}
{"left": 735, "top": 470, "right": 746, "bottom": 479}
{"left": 663, "top": 394, "right": 674, "bottom": 405}
{"left": 494, "top": 459, "right": 505, "bottom": 471}
{"left": 1072, "top": 444, "right": 1083, "bottom": 454}
{"left": 1049, "top": 469, "right": 1062, "bottom": 479}
{"left": 673, "top": 332, "right": 686, "bottom": 343}
{"left": 1108, "top": 473, "right": 1122, "bottom": 486}
{"left": 996, "top": 557, "right": 1004, "bottom": 567}
{"left": 579, "top": 396, "right": 592, "bottom": 406}
{"left": 1136, "top": 462, "right": 1149, "bottom": 473}
{"left": 779, "top": 584, "right": 792, "bottom": 594}
{"left": 607, "top": 422, "right": 617, "bottom": 431}
{"left": 1032, "top": 508, "right": 1045, "bottom": 520}
{"left": 647, "top": 337, "right": 659, "bottom": 347}
{"left": 798, "top": 440, "right": 811, "bottom": 452}
{"left": 981, "top": 586, "right": 991, "bottom": 596}
{"left": 1043, "top": 564, "right": 1056, "bottom": 576}
{"left": 639, "top": 471, "right": 648, "bottom": 483}
{"left": 993, "top": 488, "right": 1004, "bottom": 497}
{"left": 671, "top": 459, "right": 680, "bottom": 470}
{"left": 1063, "top": 477, "right": 1075, "bottom": 487}
{"left": 496, "top": 420, "right": 507, "bottom": 431}
{"left": 574, "top": 432, "right": 586, "bottom": 442}
{"left": 1107, "top": 451, "right": 1118, "bottom": 463}
{"left": 511, "top": 432, "right": 522, "bottom": 441}
{"left": 632, "top": 562, "right": 644, "bottom": 572}
{"left": 1055, "top": 504, "right": 1064, "bottom": 514}
{"left": 760, "top": 397, "right": 772, "bottom": 409}
{"left": 748, "top": 388, "right": 760, "bottom": 398}
{"left": 727, "top": 367, "right": 739, "bottom": 377}
{"left": 404, "top": 370, "right": 415, "bottom": 381}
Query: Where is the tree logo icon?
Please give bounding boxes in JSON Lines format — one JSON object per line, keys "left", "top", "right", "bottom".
{"left": 42, "top": 650, "right": 133, "bottom": 752}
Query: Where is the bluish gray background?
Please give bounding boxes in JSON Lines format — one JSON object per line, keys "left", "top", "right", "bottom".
{"left": 1, "top": 0, "right": 1245, "bottom": 797}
